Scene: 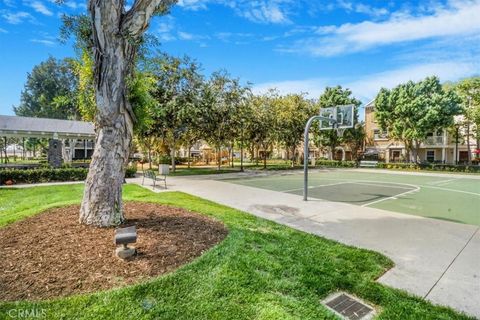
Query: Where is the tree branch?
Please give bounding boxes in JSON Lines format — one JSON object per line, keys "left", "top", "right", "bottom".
{"left": 122, "top": 0, "right": 177, "bottom": 37}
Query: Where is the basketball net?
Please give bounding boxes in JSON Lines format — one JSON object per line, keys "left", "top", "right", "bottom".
{"left": 336, "top": 127, "right": 346, "bottom": 137}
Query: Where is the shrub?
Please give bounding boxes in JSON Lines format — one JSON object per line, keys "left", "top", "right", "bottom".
{"left": 156, "top": 155, "right": 187, "bottom": 165}
{"left": 1, "top": 166, "right": 138, "bottom": 185}
{"left": 0, "top": 168, "right": 88, "bottom": 185}
{"left": 376, "top": 162, "right": 480, "bottom": 173}
{"left": 125, "top": 165, "right": 137, "bottom": 178}
{"left": 316, "top": 160, "right": 357, "bottom": 168}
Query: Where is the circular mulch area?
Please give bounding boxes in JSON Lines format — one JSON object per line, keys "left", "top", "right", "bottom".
{"left": 0, "top": 202, "right": 228, "bottom": 301}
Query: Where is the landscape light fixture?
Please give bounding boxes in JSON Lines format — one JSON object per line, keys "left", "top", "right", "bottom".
{"left": 114, "top": 225, "right": 137, "bottom": 259}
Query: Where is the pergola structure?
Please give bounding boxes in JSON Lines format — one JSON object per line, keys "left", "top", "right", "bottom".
{"left": 0, "top": 115, "right": 95, "bottom": 165}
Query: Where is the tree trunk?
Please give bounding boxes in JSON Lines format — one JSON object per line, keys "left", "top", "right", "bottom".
{"left": 171, "top": 140, "right": 176, "bottom": 173}
{"left": 291, "top": 145, "right": 296, "bottom": 167}
{"left": 263, "top": 148, "right": 267, "bottom": 169}
{"left": 412, "top": 140, "right": 420, "bottom": 164}
{"left": 217, "top": 146, "right": 221, "bottom": 170}
{"left": 147, "top": 147, "right": 152, "bottom": 169}
{"left": 466, "top": 122, "right": 472, "bottom": 165}
{"left": 80, "top": 0, "right": 168, "bottom": 227}
{"left": 187, "top": 144, "right": 191, "bottom": 168}
{"left": 231, "top": 141, "right": 234, "bottom": 168}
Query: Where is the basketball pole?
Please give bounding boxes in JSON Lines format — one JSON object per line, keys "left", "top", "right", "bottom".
{"left": 303, "top": 115, "right": 336, "bottom": 201}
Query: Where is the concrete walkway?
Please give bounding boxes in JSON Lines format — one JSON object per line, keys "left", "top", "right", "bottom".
{"left": 130, "top": 173, "right": 480, "bottom": 318}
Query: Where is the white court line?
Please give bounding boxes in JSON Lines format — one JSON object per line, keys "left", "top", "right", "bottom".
{"left": 282, "top": 182, "right": 349, "bottom": 193}
{"left": 349, "top": 181, "right": 413, "bottom": 190}
{"left": 361, "top": 185, "right": 420, "bottom": 207}
{"left": 428, "top": 179, "right": 456, "bottom": 186}
{"left": 422, "top": 185, "right": 480, "bottom": 196}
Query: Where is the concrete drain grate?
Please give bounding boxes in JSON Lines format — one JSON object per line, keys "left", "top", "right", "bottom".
{"left": 322, "top": 292, "right": 375, "bottom": 320}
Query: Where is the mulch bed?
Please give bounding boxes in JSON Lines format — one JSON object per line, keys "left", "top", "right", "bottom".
{"left": 0, "top": 202, "right": 228, "bottom": 301}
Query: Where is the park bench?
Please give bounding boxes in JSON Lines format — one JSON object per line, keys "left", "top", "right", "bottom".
{"left": 142, "top": 169, "right": 167, "bottom": 189}
{"left": 359, "top": 160, "right": 378, "bottom": 168}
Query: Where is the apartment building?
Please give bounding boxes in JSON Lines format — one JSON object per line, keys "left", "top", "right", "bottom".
{"left": 364, "top": 100, "right": 476, "bottom": 164}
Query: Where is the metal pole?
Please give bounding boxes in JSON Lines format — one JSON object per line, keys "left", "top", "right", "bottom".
{"left": 240, "top": 122, "right": 244, "bottom": 172}
{"left": 303, "top": 115, "right": 335, "bottom": 201}
{"left": 455, "top": 126, "right": 459, "bottom": 165}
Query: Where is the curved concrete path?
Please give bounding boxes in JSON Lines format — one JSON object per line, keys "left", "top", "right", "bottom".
{"left": 130, "top": 172, "right": 479, "bottom": 318}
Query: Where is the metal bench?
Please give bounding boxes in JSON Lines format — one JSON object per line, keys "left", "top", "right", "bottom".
{"left": 359, "top": 160, "right": 378, "bottom": 168}
{"left": 142, "top": 169, "right": 167, "bottom": 189}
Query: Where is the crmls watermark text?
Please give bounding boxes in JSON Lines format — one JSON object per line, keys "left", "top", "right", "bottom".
{"left": 7, "top": 308, "right": 47, "bottom": 318}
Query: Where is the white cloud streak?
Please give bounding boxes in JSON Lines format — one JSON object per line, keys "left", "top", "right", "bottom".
{"left": 2, "top": 11, "right": 33, "bottom": 24}
{"left": 252, "top": 60, "right": 480, "bottom": 102}
{"left": 29, "top": 1, "right": 53, "bottom": 16}
{"left": 287, "top": 0, "right": 480, "bottom": 56}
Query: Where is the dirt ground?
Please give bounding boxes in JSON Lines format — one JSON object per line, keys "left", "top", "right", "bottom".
{"left": 0, "top": 202, "right": 228, "bottom": 301}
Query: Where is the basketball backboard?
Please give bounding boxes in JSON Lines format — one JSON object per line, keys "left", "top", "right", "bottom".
{"left": 319, "top": 107, "right": 335, "bottom": 129}
{"left": 319, "top": 105, "right": 354, "bottom": 130}
{"left": 336, "top": 105, "right": 354, "bottom": 129}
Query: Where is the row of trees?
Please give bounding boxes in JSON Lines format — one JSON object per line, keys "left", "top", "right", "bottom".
{"left": 375, "top": 76, "right": 480, "bottom": 163}
{"left": 15, "top": 56, "right": 480, "bottom": 170}
{"left": 15, "top": 55, "right": 367, "bottom": 170}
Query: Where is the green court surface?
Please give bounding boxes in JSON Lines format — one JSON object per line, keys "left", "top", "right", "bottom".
{"left": 226, "top": 170, "right": 480, "bottom": 226}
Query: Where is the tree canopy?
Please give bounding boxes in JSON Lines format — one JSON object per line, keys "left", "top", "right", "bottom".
{"left": 14, "top": 57, "right": 79, "bottom": 120}
{"left": 375, "top": 76, "right": 461, "bottom": 162}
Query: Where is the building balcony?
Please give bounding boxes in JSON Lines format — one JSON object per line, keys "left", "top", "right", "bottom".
{"left": 425, "top": 136, "right": 445, "bottom": 145}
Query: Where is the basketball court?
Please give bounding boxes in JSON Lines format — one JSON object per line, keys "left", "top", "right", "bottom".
{"left": 224, "top": 169, "right": 480, "bottom": 226}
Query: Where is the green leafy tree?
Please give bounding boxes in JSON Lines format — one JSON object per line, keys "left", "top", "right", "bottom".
{"left": 342, "top": 122, "right": 366, "bottom": 160}
{"left": 199, "top": 71, "right": 247, "bottom": 170}
{"left": 454, "top": 77, "right": 480, "bottom": 162}
{"left": 375, "top": 76, "right": 461, "bottom": 162}
{"left": 316, "top": 86, "right": 361, "bottom": 160}
{"left": 14, "top": 57, "right": 79, "bottom": 120}
{"left": 147, "top": 54, "right": 204, "bottom": 172}
{"left": 244, "top": 92, "right": 277, "bottom": 169}
{"left": 275, "top": 93, "right": 316, "bottom": 166}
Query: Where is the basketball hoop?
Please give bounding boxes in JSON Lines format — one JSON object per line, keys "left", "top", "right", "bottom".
{"left": 336, "top": 127, "right": 346, "bottom": 138}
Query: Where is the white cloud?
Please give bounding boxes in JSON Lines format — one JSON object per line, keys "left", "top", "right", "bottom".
{"left": 253, "top": 78, "right": 329, "bottom": 98}
{"left": 177, "top": 0, "right": 295, "bottom": 24}
{"left": 337, "top": 0, "right": 389, "bottom": 17}
{"left": 289, "top": 0, "right": 480, "bottom": 56}
{"left": 252, "top": 60, "right": 480, "bottom": 102}
{"left": 30, "top": 38, "right": 56, "bottom": 46}
{"left": 236, "top": 1, "right": 292, "bottom": 24}
{"left": 2, "top": 11, "right": 33, "bottom": 24}
{"left": 178, "top": 31, "right": 194, "bottom": 40}
{"left": 177, "top": 0, "right": 208, "bottom": 10}
{"left": 63, "top": 1, "right": 87, "bottom": 10}
{"left": 157, "top": 18, "right": 176, "bottom": 42}
{"left": 29, "top": 1, "right": 53, "bottom": 16}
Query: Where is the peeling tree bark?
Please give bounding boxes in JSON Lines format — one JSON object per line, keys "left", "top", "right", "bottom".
{"left": 80, "top": 0, "right": 175, "bottom": 227}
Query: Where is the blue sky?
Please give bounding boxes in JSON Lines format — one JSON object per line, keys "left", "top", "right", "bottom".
{"left": 1, "top": 0, "right": 479, "bottom": 116}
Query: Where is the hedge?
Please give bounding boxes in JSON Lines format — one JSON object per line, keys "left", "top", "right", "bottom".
{"left": 0, "top": 166, "right": 137, "bottom": 185}
{"left": 316, "top": 160, "right": 357, "bottom": 168}
{"left": 377, "top": 162, "right": 480, "bottom": 173}
{"left": 314, "top": 159, "right": 479, "bottom": 173}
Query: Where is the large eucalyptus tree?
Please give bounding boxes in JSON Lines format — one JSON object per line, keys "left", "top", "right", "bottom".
{"left": 79, "top": 0, "right": 176, "bottom": 227}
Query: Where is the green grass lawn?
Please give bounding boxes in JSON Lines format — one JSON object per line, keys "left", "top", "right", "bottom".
{"left": 0, "top": 184, "right": 473, "bottom": 319}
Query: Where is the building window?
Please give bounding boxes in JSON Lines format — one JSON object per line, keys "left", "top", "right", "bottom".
{"left": 373, "top": 129, "right": 388, "bottom": 140}
{"left": 426, "top": 150, "right": 435, "bottom": 162}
